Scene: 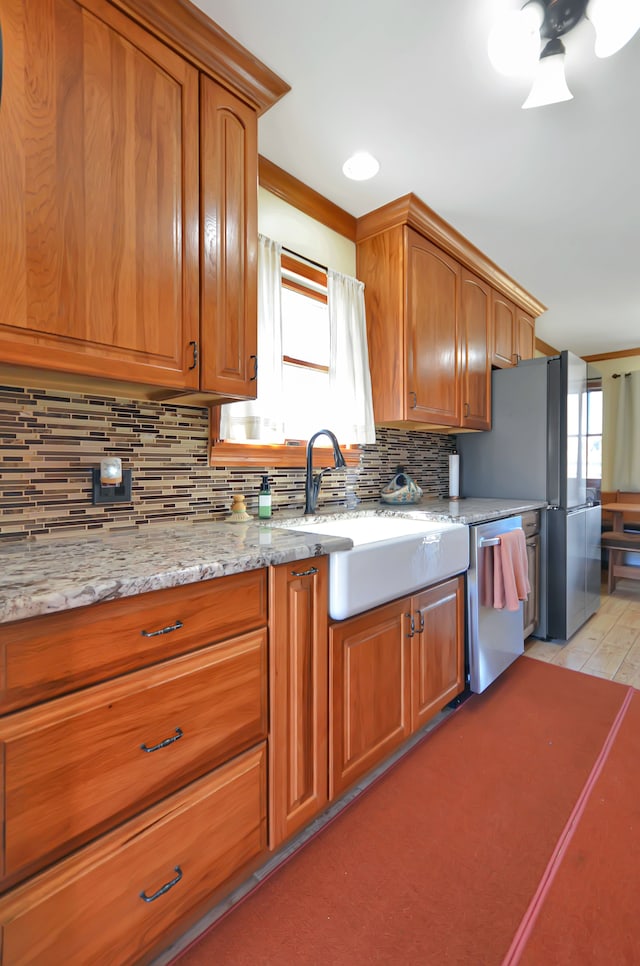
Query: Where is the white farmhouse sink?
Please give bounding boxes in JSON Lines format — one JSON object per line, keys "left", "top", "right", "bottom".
{"left": 275, "top": 515, "right": 469, "bottom": 620}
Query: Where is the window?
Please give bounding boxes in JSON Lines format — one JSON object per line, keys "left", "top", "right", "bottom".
{"left": 279, "top": 254, "right": 331, "bottom": 441}
{"left": 585, "top": 381, "right": 603, "bottom": 484}
{"left": 210, "top": 250, "right": 362, "bottom": 467}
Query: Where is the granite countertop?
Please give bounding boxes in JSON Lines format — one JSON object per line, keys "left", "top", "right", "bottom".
{"left": 0, "top": 497, "right": 545, "bottom": 625}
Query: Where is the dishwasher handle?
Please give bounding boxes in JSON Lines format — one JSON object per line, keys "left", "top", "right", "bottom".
{"left": 478, "top": 536, "right": 501, "bottom": 548}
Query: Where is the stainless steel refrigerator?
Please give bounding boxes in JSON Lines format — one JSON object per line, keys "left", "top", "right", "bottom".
{"left": 456, "top": 351, "right": 601, "bottom": 641}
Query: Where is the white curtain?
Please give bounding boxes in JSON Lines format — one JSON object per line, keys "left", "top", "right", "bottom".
{"left": 612, "top": 371, "right": 640, "bottom": 489}
{"left": 328, "top": 269, "right": 376, "bottom": 444}
{"left": 220, "top": 235, "right": 285, "bottom": 443}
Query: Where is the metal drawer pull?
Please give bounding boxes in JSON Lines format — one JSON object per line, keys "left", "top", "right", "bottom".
{"left": 406, "top": 613, "right": 415, "bottom": 638}
{"left": 140, "top": 866, "right": 183, "bottom": 903}
{"left": 141, "top": 727, "right": 183, "bottom": 753}
{"left": 415, "top": 612, "right": 425, "bottom": 634}
{"left": 290, "top": 566, "right": 318, "bottom": 577}
{"left": 479, "top": 537, "right": 501, "bottom": 548}
{"left": 141, "top": 620, "right": 183, "bottom": 638}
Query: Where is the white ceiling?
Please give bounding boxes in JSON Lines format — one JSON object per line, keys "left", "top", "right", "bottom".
{"left": 195, "top": 0, "right": 640, "bottom": 358}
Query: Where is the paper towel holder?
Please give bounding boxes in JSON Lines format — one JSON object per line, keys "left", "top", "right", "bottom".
{"left": 448, "top": 452, "right": 462, "bottom": 501}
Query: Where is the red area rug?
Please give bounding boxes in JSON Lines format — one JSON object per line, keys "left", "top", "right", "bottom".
{"left": 172, "top": 658, "right": 635, "bottom": 966}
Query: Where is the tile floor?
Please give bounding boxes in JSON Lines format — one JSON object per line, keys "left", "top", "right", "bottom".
{"left": 525, "top": 577, "right": 640, "bottom": 685}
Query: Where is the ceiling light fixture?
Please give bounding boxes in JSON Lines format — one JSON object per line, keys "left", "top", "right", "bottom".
{"left": 488, "top": 0, "right": 640, "bottom": 109}
{"left": 342, "top": 152, "right": 380, "bottom": 181}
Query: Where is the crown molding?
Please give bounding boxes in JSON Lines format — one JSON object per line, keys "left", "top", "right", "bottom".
{"left": 108, "top": 0, "right": 290, "bottom": 114}
{"left": 356, "top": 193, "right": 546, "bottom": 318}
{"left": 259, "top": 157, "right": 357, "bottom": 240}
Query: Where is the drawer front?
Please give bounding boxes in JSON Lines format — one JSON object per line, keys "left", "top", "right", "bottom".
{"left": 0, "top": 745, "right": 267, "bottom": 966}
{"left": 521, "top": 510, "right": 540, "bottom": 537}
{"left": 1, "top": 569, "right": 267, "bottom": 713}
{"left": 0, "top": 630, "right": 267, "bottom": 885}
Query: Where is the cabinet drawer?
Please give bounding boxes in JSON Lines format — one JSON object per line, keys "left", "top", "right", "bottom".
{"left": 0, "top": 630, "right": 267, "bottom": 887}
{"left": 521, "top": 510, "right": 541, "bottom": 537}
{"left": 0, "top": 569, "right": 267, "bottom": 713}
{"left": 0, "top": 744, "right": 267, "bottom": 966}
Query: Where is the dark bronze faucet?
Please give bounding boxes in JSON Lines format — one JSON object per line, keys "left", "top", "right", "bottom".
{"left": 304, "top": 429, "right": 346, "bottom": 515}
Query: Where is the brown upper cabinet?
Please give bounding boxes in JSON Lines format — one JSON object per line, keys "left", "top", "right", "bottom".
{"left": 356, "top": 194, "right": 545, "bottom": 430}
{"left": 491, "top": 291, "right": 536, "bottom": 369}
{"left": 0, "top": 0, "right": 287, "bottom": 403}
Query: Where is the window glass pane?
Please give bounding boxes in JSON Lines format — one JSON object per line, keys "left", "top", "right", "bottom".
{"left": 282, "top": 288, "right": 329, "bottom": 366}
{"left": 282, "top": 363, "right": 331, "bottom": 440}
{"left": 587, "top": 437, "right": 602, "bottom": 480}
{"left": 587, "top": 389, "right": 603, "bottom": 434}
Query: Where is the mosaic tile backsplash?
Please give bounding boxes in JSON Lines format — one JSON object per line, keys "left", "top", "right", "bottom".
{"left": 0, "top": 384, "right": 456, "bottom": 542}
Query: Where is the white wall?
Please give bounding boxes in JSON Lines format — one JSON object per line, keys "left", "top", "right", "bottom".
{"left": 258, "top": 187, "right": 356, "bottom": 276}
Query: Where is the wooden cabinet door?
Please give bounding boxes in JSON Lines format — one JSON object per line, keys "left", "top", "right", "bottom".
{"left": 516, "top": 308, "right": 536, "bottom": 362}
{"left": 0, "top": 0, "right": 200, "bottom": 388}
{"left": 460, "top": 269, "right": 491, "bottom": 430}
{"left": 406, "top": 229, "right": 460, "bottom": 425}
{"left": 269, "top": 557, "right": 328, "bottom": 848}
{"left": 330, "top": 598, "right": 411, "bottom": 798}
{"left": 200, "top": 76, "right": 258, "bottom": 399}
{"left": 411, "top": 577, "right": 465, "bottom": 731}
{"left": 524, "top": 535, "right": 540, "bottom": 638}
{"left": 491, "top": 291, "right": 516, "bottom": 368}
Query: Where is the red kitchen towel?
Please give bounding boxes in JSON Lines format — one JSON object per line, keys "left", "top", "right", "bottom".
{"left": 493, "top": 528, "right": 530, "bottom": 611}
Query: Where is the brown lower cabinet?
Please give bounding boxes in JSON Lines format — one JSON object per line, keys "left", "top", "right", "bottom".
{"left": 0, "top": 562, "right": 466, "bottom": 962}
{"left": 268, "top": 557, "right": 329, "bottom": 848}
{"left": 522, "top": 510, "right": 541, "bottom": 638}
{"left": 0, "top": 570, "right": 269, "bottom": 964}
{"left": 330, "top": 575, "right": 465, "bottom": 798}
{"left": 0, "top": 745, "right": 267, "bottom": 966}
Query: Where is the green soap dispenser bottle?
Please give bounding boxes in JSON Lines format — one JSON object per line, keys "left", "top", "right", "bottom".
{"left": 258, "top": 475, "right": 272, "bottom": 519}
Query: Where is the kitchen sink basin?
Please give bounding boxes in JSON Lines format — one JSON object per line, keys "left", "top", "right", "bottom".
{"left": 274, "top": 514, "right": 469, "bottom": 620}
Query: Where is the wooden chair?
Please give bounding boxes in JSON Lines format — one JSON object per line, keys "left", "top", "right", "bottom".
{"left": 601, "top": 531, "right": 640, "bottom": 593}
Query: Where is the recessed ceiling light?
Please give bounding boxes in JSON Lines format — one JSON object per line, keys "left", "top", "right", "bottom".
{"left": 342, "top": 151, "right": 380, "bottom": 181}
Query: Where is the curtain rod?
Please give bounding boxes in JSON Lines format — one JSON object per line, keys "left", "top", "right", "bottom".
{"left": 281, "top": 246, "right": 328, "bottom": 274}
{"left": 612, "top": 372, "right": 631, "bottom": 378}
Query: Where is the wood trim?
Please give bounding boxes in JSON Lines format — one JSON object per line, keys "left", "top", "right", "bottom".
{"left": 281, "top": 254, "right": 327, "bottom": 289}
{"left": 355, "top": 194, "right": 546, "bottom": 318}
{"left": 281, "top": 279, "right": 327, "bottom": 304}
{"left": 209, "top": 440, "right": 361, "bottom": 469}
{"left": 583, "top": 347, "right": 640, "bottom": 362}
{"left": 106, "top": 0, "right": 290, "bottom": 114}
{"left": 208, "top": 409, "right": 360, "bottom": 466}
{"left": 282, "top": 356, "right": 329, "bottom": 373}
{"left": 259, "top": 157, "right": 357, "bottom": 240}
{"left": 535, "top": 337, "right": 560, "bottom": 356}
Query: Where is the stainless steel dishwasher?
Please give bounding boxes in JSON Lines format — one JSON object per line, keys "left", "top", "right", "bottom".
{"left": 467, "top": 515, "right": 525, "bottom": 693}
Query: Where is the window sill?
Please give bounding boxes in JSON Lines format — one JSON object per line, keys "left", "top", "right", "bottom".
{"left": 209, "top": 441, "right": 362, "bottom": 468}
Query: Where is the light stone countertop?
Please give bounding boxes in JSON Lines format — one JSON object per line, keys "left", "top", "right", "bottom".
{"left": 0, "top": 497, "right": 545, "bottom": 625}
